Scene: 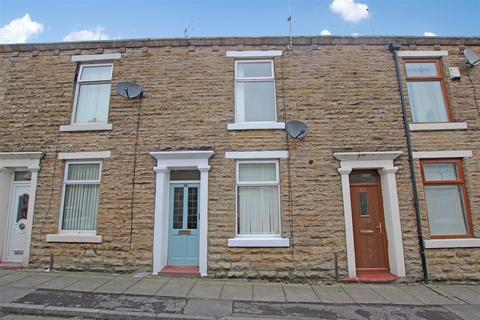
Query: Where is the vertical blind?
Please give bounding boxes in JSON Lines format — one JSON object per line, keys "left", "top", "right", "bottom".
{"left": 62, "top": 163, "right": 100, "bottom": 231}
{"left": 237, "top": 162, "right": 279, "bottom": 235}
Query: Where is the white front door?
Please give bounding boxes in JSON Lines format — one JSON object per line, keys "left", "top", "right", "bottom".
{"left": 3, "top": 182, "right": 30, "bottom": 262}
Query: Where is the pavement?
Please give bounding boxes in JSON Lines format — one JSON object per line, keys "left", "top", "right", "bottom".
{"left": 0, "top": 269, "right": 479, "bottom": 319}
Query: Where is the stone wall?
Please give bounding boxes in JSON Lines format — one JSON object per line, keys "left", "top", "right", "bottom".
{"left": 0, "top": 36, "right": 479, "bottom": 282}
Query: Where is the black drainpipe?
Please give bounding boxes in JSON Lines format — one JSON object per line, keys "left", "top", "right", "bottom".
{"left": 389, "top": 42, "right": 429, "bottom": 283}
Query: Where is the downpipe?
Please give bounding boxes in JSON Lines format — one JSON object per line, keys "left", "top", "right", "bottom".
{"left": 389, "top": 42, "right": 429, "bottom": 283}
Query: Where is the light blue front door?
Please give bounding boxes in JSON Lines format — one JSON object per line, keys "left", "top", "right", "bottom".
{"left": 167, "top": 183, "right": 200, "bottom": 266}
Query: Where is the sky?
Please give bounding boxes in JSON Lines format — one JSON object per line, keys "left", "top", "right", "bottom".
{"left": 0, "top": 0, "right": 479, "bottom": 44}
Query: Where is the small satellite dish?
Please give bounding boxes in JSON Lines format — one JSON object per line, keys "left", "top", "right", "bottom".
{"left": 116, "top": 82, "right": 143, "bottom": 99}
{"left": 286, "top": 120, "right": 309, "bottom": 139}
{"left": 464, "top": 49, "right": 480, "bottom": 66}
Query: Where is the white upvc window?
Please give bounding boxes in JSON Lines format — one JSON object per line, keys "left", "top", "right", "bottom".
{"left": 234, "top": 60, "right": 277, "bottom": 123}
{"left": 235, "top": 160, "right": 281, "bottom": 236}
{"left": 59, "top": 161, "right": 102, "bottom": 234}
{"left": 72, "top": 64, "right": 113, "bottom": 124}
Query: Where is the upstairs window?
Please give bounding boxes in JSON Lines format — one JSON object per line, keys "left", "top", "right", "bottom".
{"left": 404, "top": 59, "right": 451, "bottom": 123}
{"left": 236, "top": 161, "right": 280, "bottom": 235}
{"left": 421, "top": 159, "right": 473, "bottom": 238}
{"left": 235, "top": 60, "right": 276, "bottom": 123}
{"left": 73, "top": 64, "right": 113, "bottom": 124}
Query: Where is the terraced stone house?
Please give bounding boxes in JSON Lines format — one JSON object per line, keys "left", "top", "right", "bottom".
{"left": 0, "top": 36, "right": 479, "bottom": 282}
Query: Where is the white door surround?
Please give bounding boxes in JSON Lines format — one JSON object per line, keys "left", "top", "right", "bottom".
{"left": 334, "top": 151, "right": 406, "bottom": 278}
{"left": 150, "top": 150, "right": 214, "bottom": 276}
{"left": 0, "top": 152, "right": 42, "bottom": 266}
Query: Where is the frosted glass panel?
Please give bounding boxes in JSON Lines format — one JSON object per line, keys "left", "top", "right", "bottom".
{"left": 237, "top": 62, "right": 272, "bottom": 78}
{"left": 236, "top": 81, "right": 275, "bottom": 122}
{"left": 239, "top": 163, "right": 276, "bottom": 182}
{"left": 80, "top": 65, "right": 112, "bottom": 81}
{"left": 75, "top": 83, "right": 111, "bottom": 123}
{"left": 237, "top": 186, "right": 279, "bottom": 235}
{"left": 67, "top": 164, "right": 100, "bottom": 181}
{"left": 424, "top": 163, "right": 458, "bottom": 181}
{"left": 407, "top": 81, "right": 448, "bottom": 122}
{"left": 62, "top": 184, "right": 99, "bottom": 231}
{"left": 406, "top": 63, "right": 437, "bottom": 77}
{"left": 425, "top": 185, "right": 468, "bottom": 235}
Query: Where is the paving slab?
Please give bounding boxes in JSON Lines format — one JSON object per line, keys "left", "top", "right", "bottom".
{"left": 312, "top": 285, "right": 354, "bottom": 304}
{"left": 282, "top": 284, "right": 319, "bottom": 303}
{"left": 0, "top": 272, "right": 34, "bottom": 286}
{"left": 252, "top": 283, "right": 286, "bottom": 302}
{"left": 36, "top": 275, "right": 82, "bottom": 290}
{"left": 445, "top": 304, "right": 480, "bottom": 320}
{"left": 397, "top": 284, "right": 457, "bottom": 305}
{"left": 94, "top": 276, "right": 139, "bottom": 294}
{"left": 155, "top": 278, "right": 196, "bottom": 297}
{"left": 342, "top": 284, "right": 389, "bottom": 304}
{"left": 184, "top": 298, "right": 233, "bottom": 317}
{"left": 63, "top": 275, "right": 114, "bottom": 292}
{"left": 220, "top": 283, "right": 253, "bottom": 301}
{"left": 369, "top": 284, "right": 423, "bottom": 305}
{"left": 0, "top": 270, "right": 15, "bottom": 278}
{"left": 431, "top": 285, "right": 480, "bottom": 304}
{"left": 11, "top": 273, "right": 61, "bottom": 288}
{"left": 188, "top": 281, "right": 224, "bottom": 299}
{"left": 0, "top": 286, "right": 36, "bottom": 303}
{"left": 123, "top": 278, "right": 168, "bottom": 295}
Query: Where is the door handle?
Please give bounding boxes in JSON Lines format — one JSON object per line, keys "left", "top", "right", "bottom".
{"left": 376, "top": 222, "right": 383, "bottom": 235}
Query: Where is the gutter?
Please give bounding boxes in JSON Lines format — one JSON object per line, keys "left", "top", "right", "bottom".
{"left": 389, "top": 41, "right": 429, "bottom": 283}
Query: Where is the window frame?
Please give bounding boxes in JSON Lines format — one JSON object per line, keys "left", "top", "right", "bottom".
{"left": 234, "top": 160, "right": 281, "bottom": 237}
{"left": 420, "top": 158, "right": 474, "bottom": 239}
{"left": 234, "top": 59, "right": 278, "bottom": 123}
{"left": 59, "top": 160, "right": 102, "bottom": 234}
{"left": 403, "top": 58, "right": 453, "bottom": 123}
{"left": 71, "top": 63, "right": 114, "bottom": 125}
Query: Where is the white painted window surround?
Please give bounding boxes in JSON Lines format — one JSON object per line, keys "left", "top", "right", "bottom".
{"left": 60, "top": 123, "right": 113, "bottom": 132}
{"left": 58, "top": 151, "right": 111, "bottom": 160}
{"left": 46, "top": 234, "right": 102, "bottom": 243}
{"left": 424, "top": 238, "right": 480, "bottom": 249}
{"left": 397, "top": 51, "right": 448, "bottom": 58}
{"left": 334, "top": 151, "right": 406, "bottom": 279}
{"left": 228, "top": 237, "right": 289, "bottom": 247}
{"left": 225, "top": 151, "right": 289, "bottom": 159}
{"left": 226, "top": 50, "right": 283, "bottom": 58}
{"left": 412, "top": 150, "right": 473, "bottom": 159}
{"left": 409, "top": 122, "right": 467, "bottom": 131}
{"left": 227, "top": 122, "right": 285, "bottom": 131}
{"left": 71, "top": 53, "right": 122, "bottom": 62}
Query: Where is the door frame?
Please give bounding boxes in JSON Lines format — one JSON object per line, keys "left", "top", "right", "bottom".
{"left": 349, "top": 170, "right": 390, "bottom": 274}
{"left": 3, "top": 180, "right": 31, "bottom": 262}
{"left": 0, "top": 152, "right": 42, "bottom": 266}
{"left": 334, "top": 151, "right": 406, "bottom": 278}
{"left": 150, "top": 150, "right": 214, "bottom": 276}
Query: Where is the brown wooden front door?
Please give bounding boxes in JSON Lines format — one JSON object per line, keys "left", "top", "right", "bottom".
{"left": 350, "top": 171, "right": 389, "bottom": 274}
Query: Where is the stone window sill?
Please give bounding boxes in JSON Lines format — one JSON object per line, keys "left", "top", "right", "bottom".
{"left": 59, "top": 123, "right": 113, "bottom": 132}
{"left": 227, "top": 122, "right": 285, "bottom": 131}
{"left": 228, "top": 237, "right": 290, "bottom": 247}
{"left": 409, "top": 122, "right": 467, "bottom": 131}
{"left": 46, "top": 234, "right": 102, "bottom": 243}
{"left": 424, "top": 238, "right": 480, "bottom": 249}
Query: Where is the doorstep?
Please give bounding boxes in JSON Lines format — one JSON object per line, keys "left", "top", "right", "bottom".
{"left": 343, "top": 272, "right": 398, "bottom": 284}
{"left": 0, "top": 262, "right": 24, "bottom": 270}
{"left": 159, "top": 266, "right": 200, "bottom": 278}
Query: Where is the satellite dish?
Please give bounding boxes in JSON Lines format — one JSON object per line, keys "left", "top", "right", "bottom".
{"left": 116, "top": 82, "right": 143, "bottom": 99}
{"left": 464, "top": 49, "right": 480, "bottom": 66}
{"left": 286, "top": 120, "right": 309, "bottom": 139}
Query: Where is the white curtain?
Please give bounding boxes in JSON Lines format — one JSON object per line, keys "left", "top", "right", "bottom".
{"left": 423, "top": 163, "right": 457, "bottom": 180}
{"left": 239, "top": 163, "right": 276, "bottom": 181}
{"left": 407, "top": 81, "right": 448, "bottom": 122}
{"left": 80, "top": 65, "right": 112, "bottom": 81}
{"left": 238, "top": 186, "right": 279, "bottom": 235}
{"left": 62, "top": 164, "right": 100, "bottom": 231}
{"left": 75, "top": 83, "right": 111, "bottom": 123}
{"left": 425, "top": 185, "right": 467, "bottom": 235}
